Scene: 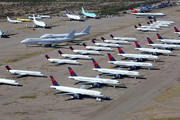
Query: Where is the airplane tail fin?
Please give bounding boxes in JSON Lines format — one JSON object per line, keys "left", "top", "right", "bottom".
{"left": 154, "top": 18, "right": 157, "bottom": 22}
{"left": 15, "top": 17, "right": 18, "bottom": 20}
{"left": 66, "top": 9, "right": 69, "bottom": 14}
{"left": 92, "top": 59, "right": 101, "bottom": 68}
{"left": 147, "top": 22, "right": 150, "bottom": 25}
{"left": 110, "top": 34, "right": 114, "bottom": 39}
{"left": 69, "top": 46, "right": 74, "bottom": 51}
{"left": 174, "top": 27, "right": 179, "bottom": 32}
{"left": 100, "top": 37, "right": 106, "bottom": 41}
{"left": 91, "top": 39, "right": 96, "bottom": 44}
{"left": 45, "top": 54, "right": 50, "bottom": 60}
{"left": 50, "top": 75, "right": 60, "bottom": 86}
{"left": 82, "top": 7, "right": 85, "bottom": 13}
{"left": 81, "top": 25, "right": 91, "bottom": 34}
{"left": 64, "top": 30, "right": 76, "bottom": 39}
{"left": 131, "top": 8, "right": 138, "bottom": 13}
{"left": 68, "top": 67, "right": 78, "bottom": 76}
{"left": 147, "top": 37, "right": 154, "bottom": 44}
{"left": 134, "top": 25, "right": 138, "bottom": 29}
{"left": 33, "top": 14, "right": 35, "bottom": 20}
{"left": 5, "top": 65, "right": 11, "bottom": 71}
{"left": 138, "top": 23, "right": 142, "bottom": 27}
{"left": 135, "top": 41, "right": 141, "bottom": 48}
{"left": 150, "top": 20, "right": 153, "bottom": 24}
{"left": 157, "top": 33, "right": 163, "bottom": 39}
{"left": 57, "top": 50, "right": 63, "bottom": 55}
{"left": 7, "top": 16, "right": 11, "bottom": 21}
{"left": 117, "top": 47, "right": 125, "bottom": 54}
{"left": 107, "top": 53, "right": 116, "bottom": 61}
{"left": 82, "top": 43, "right": 87, "bottom": 47}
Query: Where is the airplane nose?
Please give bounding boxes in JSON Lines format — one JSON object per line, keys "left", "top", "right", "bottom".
{"left": 21, "top": 40, "right": 25, "bottom": 44}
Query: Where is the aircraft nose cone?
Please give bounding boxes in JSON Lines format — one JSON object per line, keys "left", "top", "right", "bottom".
{"left": 21, "top": 40, "right": 25, "bottom": 44}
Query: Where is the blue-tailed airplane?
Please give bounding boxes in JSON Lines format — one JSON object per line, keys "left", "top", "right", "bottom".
{"left": 0, "top": 29, "right": 13, "bottom": 37}
{"left": 81, "top": 7, "right": 97, "bottom": 18}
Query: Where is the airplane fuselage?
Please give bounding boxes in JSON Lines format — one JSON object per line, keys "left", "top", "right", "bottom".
{"left": 47, "top": 58, "right": 79, "bottom": 64}
{"left": 61, "top": 54, "right": 92, "bottom": 59}
{"left": 108, "top": 61, "right": 155, "bottom": 67}
{"left": 112, "top": 37, "right": 138, "bottom": 41}
{"left": 157, "top": 39, "right": 180, "bottom": 44}
{"left": 148, "top": 44, "right": 180, "bottom": 48}
{"left": 104, "top": 40, "right": 130, "bottom": 44}
{"left": 135, "top": 48, "right": 173, "bottom": 54}
{"left": 8, "top": 70, "right": 44, "bottom": 76}
{"left": 72, "top": 50, "right": 102, "bottom": 55}
{"left": 0, "top": 78, "right": 19, "bottom": 85}
{"left": 40, "top": 33, "right": 89, "bottom": 39}
{"left": 94, "top": 43, "right": 121, "bottom": 47}
{"left": 84, "top": 46, "right": 113, "bottom": 51}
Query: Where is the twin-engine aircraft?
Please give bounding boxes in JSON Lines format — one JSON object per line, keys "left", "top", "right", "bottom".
{"left": 66, "top": 9, "right": 81, "bottom": 21}
{"left": 157, "top": 33, "right": 180, "bottom": 44}
{"left": 81, "top": 43, "right": 113, "bottom": 51}
{"left": 117, "top": 47, "right": 160, "bottom": 62}
{"left": 68, "top": 67, "right": 121, "bottom": 87}
{"left": 91, "top": 39, "right": 121, "bottom": 47}
{"left": 109, "top": 34, "right": 138, "bottom": 41}
{"left": 49, "top": 75, "right": 109, "bottom": 102}
{"left": 2, "top": 65, "right": 44, "bottom": 77}
{"left": 0, "top": 78, "right": 19, "bottom": 86}
{"left": 69, "top": 46, "right": 102, "bottom": 55}
{"left": 7, "top": 16, "right": 22, "bottom": 23}
{"left": 107, "top": 53, "right": 155, "bottom": 70}
{"left": 101, "top": 37, "right": 130, "bottom": 44}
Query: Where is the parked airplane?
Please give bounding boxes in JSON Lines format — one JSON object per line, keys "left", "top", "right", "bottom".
{"left": 66, "top": 9, "right": 81, "bottom": 21}
{"left": 91, "top": 39, "right": 121, "bottom": 47}
{"left": 147, "top": 37, "right": 180, "bottom": 49}
{"left": 109, "top": 34, "right": 138, "bottom": 41}
{"left": 130, "top": 8, "right": 166, "bottom": 18}
{"left": 69, "top": 46, "right": 102, "bottom": 55}
{"left": 2, "top": 65, "right": 44, "bottom": 77}
{"left": 32, "top": 14, "right": 46, "bottom": 28}
{"left": 117, "top": 47, "right": 160, "bottom": 62}
{"left": 134, "top": 25, "right": 158, "bottom": 32}
{"left": 43, "top": 54, "right": 79, "bottom": 65}
{"left": 7, "top": 16, "right": 22, "bottom": 23}
{"left": 91, "top": 59, "right": 141, "bottom": 79}
{"left": 27, "top": 15, "right": 42, "bottom": 19}
{"left": 101, "top": 37, "right": 130, "bottom": 44}
{"left": 156, "top": 33, "right": 180, "bottom": 44}
{"left": 138, "top": 23, "right": 161, "bottom": 29}
{"left": 21, "top": 30, "right": 76, "bottom": 47}
{"left": 148, "top": 20, "right": 170, "bottom": 27}
{"left": 154, "top": 18, "right": 174, "bottom": 24}
{"left": 16, "top": 17, "right": 31, "bottom": 22}
{"left": 37, "top": 14, "right": 51, "bottom": 18}
{"left": 0, "top": 78, "right": 19, "bottom": 86}
{"left": 135, "top": 41, "right": 173, "bottom": 55}
{"left": 57, "top": 50, "right": 92, "bottom": 59}
{"left": 50, "top": 75, "right": 108, "bottom": 101}
{"left": 174, "top": 27, "right": 180, "bottom": 35}
{"left": 82, "top": 7, "right": 97, "bottom": 18}
{"left": 68, "top": 67, "right": 121, "bottom": 87}
{"left": 107, "top": 53, "right": 155, "bottom": 70}
{"left": 81, "top": 43, "right": 113, "bottom": 51}
{"left": 0, "top": 29, "right": 13, "bottom": 37}
{"left": 40, "top": 25, "right": 91, "bottom": 39}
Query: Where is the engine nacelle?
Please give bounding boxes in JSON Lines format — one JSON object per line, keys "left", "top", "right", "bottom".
{"left": 138, "top": 58, "right": 143, "bottom": 61}
{"left": 51, "top": 43, "right": 58, "bottom": 47}
{"left": 93, "top": 83, "right": 99, "bottom": 87}
{"left": 131, "top": 66, "right": 136, "bottom": 70}
{"left": 71, "top": 94, "right": 79, "bottom": 99}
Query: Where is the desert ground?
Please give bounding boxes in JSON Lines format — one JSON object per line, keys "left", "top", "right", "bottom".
{"left": 0, "top": 4, "right": 180, "bottom": 120}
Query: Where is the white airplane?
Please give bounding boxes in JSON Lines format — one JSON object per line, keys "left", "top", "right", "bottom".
{"left": 2, "top": 65, "right": 44, "bottom": 77}
{"left": 37, "top": 14, "right": 51, "bottom": 18}
{"left": 43, "top": 54, "right": 79, "bottom": 65}
{"left": 154, "top": 18, "right": 174, "bottom": 24}
{"left": 135, "top": 41, "right": 173, "bottom": 55}
{"left": 134, "top": 25, "right": 158, "bottom": 32}
{"left": 7, "top": 16, "right": 22, "bottom": 23}
{"left": 130, "top": 8, "right": 166, "bottom": 18}
{"left": 69, "top": 46, "right": 102, "bottom": 55}
{"left": 107, "top": 53, "right": 155, "bottom": 70}
{"left": 117, "top": 47, "right": 160, "bottom": 62}
{"left": 57, "top": 50, "right": 92, "bottom": 60}
{"left": 101, "top": 37, "right": 130, "bottom": 44}
{"left": 32, "top": 14, "right": 46, "bottom": 28}
{"left": 147, "top": 37, "right": 180, "bottom": 49}
{"left": 174, "top": 27, "right": 180, "bottom": 35}
{"left": 49, "top": 75, "right": 109, "bottom": 101}
{"left": 91, "top": 39, "right": 121, "bottom": 47}
{"left": 27, "top": 15, "right": 42, "bottom": 20}
{"left": 157, "top": 33, "right": 180, "bottom": 44}
{"left": 68, "top": 67, "right": 121, "bottom": 87}
{"left": 109, "top": 34, "right": 138, "bottom": 41}
{"left": 66, "top": 9, "right": 81, "bottom": 21}
{"left": 21, "top": 30, "right": 76, "bottom": 47}
{"left": 81, "top": 42, "right": 113, "bottom": 51}
{"left": 148, "top": 20, "right": 170, "bottom": 27}
{"left": 91, "top": 59, "right": 142, "bottom": 79}
{"left": 138, "top": 23, "right": 161, "bottom": 29}
{"left": 0, "top": 78, "right": 19, "bottom": 86}
{"left": 0, "top": 29, "right": 13, "bottom": 37}
{"left": 82, "top": 7, "right": 97, "bottom": 18}
{"left": 40, "top": 25, "right": 91, "bottom": 39}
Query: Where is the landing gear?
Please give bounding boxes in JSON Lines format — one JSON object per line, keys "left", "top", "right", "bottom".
{"left": 96, "top": 97, "right": 102, "bottom": 102}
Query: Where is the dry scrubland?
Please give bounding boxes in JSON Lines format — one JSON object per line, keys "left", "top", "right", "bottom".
{"left": 0, "top": 3, "right": 180, "bottom": 120}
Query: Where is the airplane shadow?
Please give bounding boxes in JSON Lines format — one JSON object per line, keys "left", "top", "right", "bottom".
{"left": 1, "top": 33, "right": 19, "bottom": 38}
{"left": 64, "top": 95, "right": 112, "bottom": 101}
{"left": 0, "top": 84, "right": 23, "bottom": 87}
